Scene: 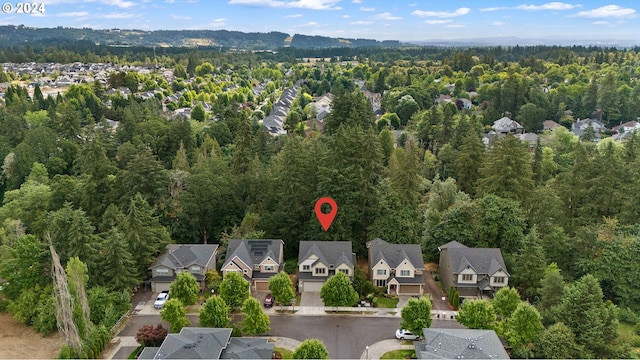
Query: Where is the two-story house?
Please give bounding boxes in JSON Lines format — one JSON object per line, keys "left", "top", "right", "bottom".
{"left": 221, "top": 239, "right": 284, "bottom": 292}
{"left": 366, "top": 238, "right": 424, "bottom": 296}
{"left": 297, "top": 241, "right": 355, "bottom": 293}
{"left": 492, "top": 116, "right": 524, "bottom": 135}
{"left": 149, "top": 244, "right": 218, "bottom": 293}
{"left": 438, "top": 241, "right": 509, "bottom": 299}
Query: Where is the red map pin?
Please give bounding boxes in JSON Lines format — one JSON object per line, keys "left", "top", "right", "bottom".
{"left": 314, "top": 197, "right": 338, "bottom": 231}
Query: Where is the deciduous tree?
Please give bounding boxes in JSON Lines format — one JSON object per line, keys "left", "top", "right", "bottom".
{"left": 219, "top": 272, "right": 250, "bottom": 309}
{"left": 400, "top": 296, "right": 432, "bottom": 335}
{"left": 293, "top": 339, "right": 329, "bottom": 360}
{"left": 170, "top": 272, "right": 200, "bottom": 306}
{"left": 268, "top": 271, "right": 295, "bottom": 309}
{"left": 199, "top": 296, "right": 230, "bottom": 328}
{"left": 455, "top": 299, "right": 496, "bottom": 330}
{"left": 240, "top": 297, "right": 270, "bottom": 335}
{"left": 320, "top": 272, "right": 358, "bottom": 308}
{"left": 160, "top": 298, "right": 190, "bottom": 333}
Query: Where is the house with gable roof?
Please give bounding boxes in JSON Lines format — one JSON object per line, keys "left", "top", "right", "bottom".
{"left": 221, "top": 239, "right": 284, "bottom": 292}
{"left": 414, "top": 328, "right": 509, "bottom": 359}
{"left": 149, "top": 244, "right": 218, "bottom": 293}
{"left": 492, "top": 116, "right": 524, "bottom": 135}
{"left": 297, "top": 241, "right": 355, "bottom": 293}
{"left": 366, "top": 238, "right": 424, "bottom": 296}
{"left": 438, "top": 241, "right": 509, "bottom": 299}
{"left": 137, "top": 327, "right": 274, "bottom": 359}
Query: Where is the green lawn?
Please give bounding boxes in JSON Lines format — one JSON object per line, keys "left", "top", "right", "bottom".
{"left": 273, "top": 347, "right": 294, "bottom": 359}
{"left": 373, "top": 296, "right": 399, "bottom": 308}
{"left": 380, "top": 349, "right": 415, "bottom": 359}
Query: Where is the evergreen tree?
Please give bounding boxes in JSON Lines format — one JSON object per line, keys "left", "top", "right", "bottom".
{"left": 454, "top": 128, "right": 484, "bottom": 196}
{"left": 98, "top": 228, "right": 138, "bottom": 292}
{"left": 323, "top": 89, "right": 375, "bottom": 135}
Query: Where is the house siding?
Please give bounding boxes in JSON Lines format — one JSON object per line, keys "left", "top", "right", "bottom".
{"left": 438, "top": 249, "right": 454, "bottom": 292}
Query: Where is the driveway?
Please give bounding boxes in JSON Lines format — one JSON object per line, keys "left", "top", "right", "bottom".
{"left": 300, "top": 292, "right": 324, "bottom": 306}
{"left": 424, "top": 266, "right": 451, "bottom": 311}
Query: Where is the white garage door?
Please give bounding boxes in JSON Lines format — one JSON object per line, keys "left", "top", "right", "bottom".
{"left": 302, "top": 281, "right": 324, "bottom": 292}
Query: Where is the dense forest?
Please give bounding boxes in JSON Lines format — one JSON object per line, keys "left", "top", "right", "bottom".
{"left": 1, "top": 43, "right": 640, "bottom": 358}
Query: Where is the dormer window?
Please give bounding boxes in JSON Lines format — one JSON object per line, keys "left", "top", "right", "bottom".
{"left": 462, "top": 274, "right": 473, "bottom": 281}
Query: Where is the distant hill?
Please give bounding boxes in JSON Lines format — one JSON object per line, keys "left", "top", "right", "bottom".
{"left": 0, "top": 25, "right": 402, "bottom": 50}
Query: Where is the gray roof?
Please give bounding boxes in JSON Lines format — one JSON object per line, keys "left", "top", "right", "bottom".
{"left": 492, "top": 117, "right": 523, "bottom": 133}
{"left": 366, "top": 238, "right": 423, "bottom": 270}
{"left": 154, "top": 328, "right": 232, "bottom": 359}
{"left": 298, "top": 241, "right": 355, "bottom": 269}
{"left": 222, "top": 239, "right": 283, "bottom": 269}
{"left": 150, "top": 244, "right": 218, "bottom": 270}
{"left": 440, "top": 244, "right": 509, "bottom": 277}
{"left": 437, "top": 241, "right": 467, "bottom": 251}
{"left": 220, "top": 338, "right": 275, "bottom": 359}
{"left": 143, "top": 328, "right": 274, "bottom": 359}
{"left": 415, "top": 328, "right": 509, "bottom": 359}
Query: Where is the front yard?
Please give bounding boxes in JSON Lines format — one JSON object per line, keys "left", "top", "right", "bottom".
{"left": 373, "top": 296, "right": 399, "bottom": 308}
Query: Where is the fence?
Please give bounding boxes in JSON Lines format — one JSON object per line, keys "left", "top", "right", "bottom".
{"left": 110, "top": 310, "right": 132, "bottom": 337}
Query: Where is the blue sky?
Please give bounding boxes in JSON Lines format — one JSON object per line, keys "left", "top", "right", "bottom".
{"left": 2, "top": 0, "right": 639, "bottom": 42}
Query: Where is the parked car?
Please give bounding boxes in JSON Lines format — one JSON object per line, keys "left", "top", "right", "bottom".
{"left": 395, "top": 329, "right": 420, "bottom": 340}
{"left": 154, "top": 291, "right": 169, "bottom": 309}
{"left": 263, "top": 294, "right": 274, "bottom": 308}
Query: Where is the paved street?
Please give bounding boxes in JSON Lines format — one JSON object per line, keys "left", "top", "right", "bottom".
{"left": 117, "top": 314, "right": 464, "bottom": 359}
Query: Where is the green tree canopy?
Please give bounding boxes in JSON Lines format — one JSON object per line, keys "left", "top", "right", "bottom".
{"left": 199, "top": 296, "right": 230, "bottom": 328}
{"left": 160, "top": 298, "right": 190, "bottom": 333}
{"left": 268, "top": 271, "right": 295, "bottom": 308}
{"left": 455, "top": 299, "right": 497, "bottom": 330}
{"left": 400, "top": 296, "right": 433, "bottom": 335}
{"left": 320, "top": 272, "right": 358, "bottom": 308}
{"left": 293, "top": 339, "right": 329, "bottom": 360}
{"left": 170, "top": 272, "right": 200, "bottom": 306}
{"left": 219, "top": 272, "right": 250, "bottom": 309}
{"left": 240, "top": 297, "right": 270, "bottom": 335}
{"left": 492, "top": 286, "right": 521, "bottom": 320}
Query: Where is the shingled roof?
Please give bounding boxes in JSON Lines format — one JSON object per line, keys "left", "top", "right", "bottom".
{"left": 149, "top": 244, "right": 218, "bottom": 270}
{"left": 366, "top": 238, "right": 423, "bottom": 270}
{"left": 415, "top": 328, "right": 509, "bottom": 359}
{"left": 440, "top": 243, "right": 509, "bottom": 278}
{"left": 222, "top": 239, "right": 284, "bottom": 269}
{"left": 298, "top": 241, "right": 354, "bottom": 268}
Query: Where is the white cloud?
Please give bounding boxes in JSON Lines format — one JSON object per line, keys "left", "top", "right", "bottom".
{"left": 425, "top": 19, "right": 452, "bottom": 24}
{"left": 102, "top": 12, "right": 135, "bottom": 18}
{"left": 490, "top": 21, "right": 505, "bottom": 26}
{"left": 351, "top": 20, "right": 372, "bottom": 25}
{"left": 516, "top": 2, "right": 580, "bottom": 11}
{"left": 352, "top": 0, "right": 361, "bottom": 3}
{"left": 284, "top": 13, "right": 303, "bottom": 18}
{"left": 480, "top": 6, "right": 507, "bottom": 12}
{"left": 412, "top": 7, "right": 470, "bottom": 18}
{"left": 41, "top": 0, "right": 135, "bottom": 8}
{"left": 592, "top": 20, "right": 610, "bottom": 25}
{"left": 408, "top": 3, "right": 417, "bottom": 6}
{"left": 58, "top": 11, "right": 89, "bottom": 17}
{"left": 446, "top": 24, "right": 465, "bottom": 28}
{"left": 360, "top": 6, "right": 375, "bottom": 11}
{"left": 574, "top": 5, "right": 636, "bottom": 18}
{"left": 373, "top": 12, "right": 401, "bottom": 20}
{"left": 210, "top": 18, "right": 226, "bottom": 27}
{"left": 227, "top": 0, "right": 342, "bottom": 10}
{"left": 342, "top": 14, "right": 350, "bottom": 18}
{"left": 171, "top": 14, "right": 191, "bottom": 20}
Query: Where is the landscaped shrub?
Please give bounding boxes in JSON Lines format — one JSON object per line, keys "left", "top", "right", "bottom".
{"left": 136, "top": 324, "right": 168, "bottom": 347}
{"left": 284, "top": 259, "right": 297, "bottom": 274}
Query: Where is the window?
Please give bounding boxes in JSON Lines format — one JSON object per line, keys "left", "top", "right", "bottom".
{"left": 190, "top": 266, "right": 201, "bottom": 273}
{"left": 375, "top": 279, "right": 386, "bottom": 287}
{"left": 156, "top": 268, "right": 169, "bottom": 276}
{"left": 339, "top": 269, "right": 349, "bottom": 275}
{"left": 493, "top": 276, "right": 505, "bottom": 284}
{"left": 399, "top": 270, "right": 411, "bottom": 277}
{"left": 376, "top": 269, "right": 387, "bottom": 276}
{"left": 461, "top": 274, "right": 473, "bottom": 281}
{"left": 303, "top": 265, "right": 310, "bottom": 271}
{"left": 314, "top": 267, "right": 326, "bottom": 275}
{"left": 264, "top": 265, "right": 274, "bottom": 272}
{"left": 243, "top": 269, "right": 248, "bottom": 274}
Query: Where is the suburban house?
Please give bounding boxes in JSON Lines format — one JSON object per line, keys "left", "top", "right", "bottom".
{"left": 542, "top": 120, "right": 561, "bottom": 131}
{"left": 137, "top": 327, "right": 274, "bottom": 359}
{"left": 148, "top": 244, "right": 218, "bottom": 293}
{"left": 612, "top": 121, "right": 640, "bottom": 135}
{"left": 297, "top": 241, "right": 355, "bottom": 293}
{"left": 492, "top": 117, "right": 524, "bottom": 135}
{"left": 221, "top": 239, "right": 284, "bottom": 292}
{"left": 366, "top": 238, "right": 424, "bottom": 296}
{"left": 571, "top": 118, "right": 606, "bottom": 140}
{"left": 414, "top": 328, "right": 510, "bottom": 359}
{"left": 437, "top": 241, "right": 509, "bottom": 299}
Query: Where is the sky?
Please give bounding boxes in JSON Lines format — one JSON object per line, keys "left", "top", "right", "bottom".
{"left": 1, "top": 0, "right": 639, "bottom": 42}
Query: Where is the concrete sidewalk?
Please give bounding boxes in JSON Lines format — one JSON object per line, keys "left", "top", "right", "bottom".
{"left": 360, "top": 339, "right": 415, "bottom": 359}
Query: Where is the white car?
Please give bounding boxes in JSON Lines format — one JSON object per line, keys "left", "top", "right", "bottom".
{"left": 395, "top": 329, "right": 420, "bottom": 340}
{"left": 154, "top": 291, "right": 169, "bottom": 309}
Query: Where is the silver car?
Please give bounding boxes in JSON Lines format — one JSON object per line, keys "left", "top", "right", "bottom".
{"left": 154, "top": 291, "right": 169, "bottom": 309}
{"left": 395, "top": 329, "right": 420, "bottom": 340}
